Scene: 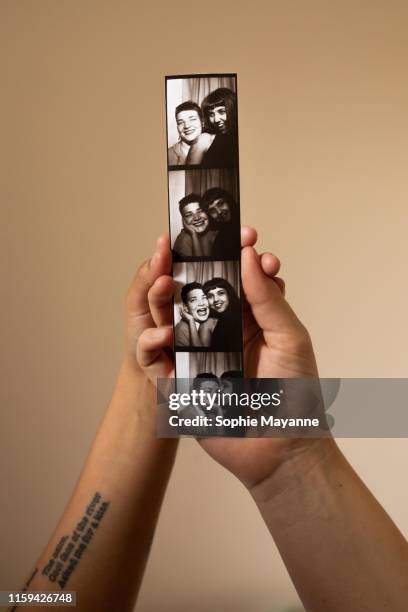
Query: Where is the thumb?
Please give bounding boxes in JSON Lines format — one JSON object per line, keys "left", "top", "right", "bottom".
{"left": 137, "top": 326, "right": 174, "bottom": 383}
{"left": 241, "top": 246, "right": 304, "bottom": 340}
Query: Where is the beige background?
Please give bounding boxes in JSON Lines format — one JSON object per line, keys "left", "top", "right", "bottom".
{"left": 1, "top": 1, "right": 408, "bottom": 611}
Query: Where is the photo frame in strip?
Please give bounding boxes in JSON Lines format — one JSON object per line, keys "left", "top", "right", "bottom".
{"left": 165, "top": 73, "right": 244, "bottom": 380}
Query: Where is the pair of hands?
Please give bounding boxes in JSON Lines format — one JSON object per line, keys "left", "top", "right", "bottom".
{"left": 125, "top": 227, "right": 322, "bottom": 493}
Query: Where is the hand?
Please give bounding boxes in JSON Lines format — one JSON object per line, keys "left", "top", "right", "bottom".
{"left": 136, "top": 228, "right": 325, "bottom": 493}
{"left": 136, "top": 226, "right": 258, "bottom": 380}
{"left": 125, "top": 235, "right": 173, "bottom": 371}
{"left": 179, "top": 305, "right": 195, "bottom": 324}
{"left": 182, "top": 218, "right": 199, "bottom": 235}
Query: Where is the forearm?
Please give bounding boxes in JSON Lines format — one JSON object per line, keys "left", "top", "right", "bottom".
{"left": 191, "top": 233, "right": 204, "bottom": 257}
{"left": 17, "top": 357, "right": 178, "bottom": 612}
{"left": 251, "top": 438, "right": 408, "bottom": 612}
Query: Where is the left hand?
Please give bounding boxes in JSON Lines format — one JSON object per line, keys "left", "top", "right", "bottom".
{"left": 125, "top": 234, "right": 173, "bottom": 370}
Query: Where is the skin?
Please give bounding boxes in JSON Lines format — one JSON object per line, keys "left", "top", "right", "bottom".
{"left": 179, "top": 202, "right": 215, "bottom": 257}
{"left": 11, "top": 227, "right": 263, "bottom": 612}
{"left": 185, "top": 102, "right": 232, "bottom": 163}
{"left": 179, "top": 288, "right": 213, "bottom": 348}
{"left": 15, "top": 240, "right": 179, "bottom": 612}
{"left": 196, "top": 379, "right": 219, "bottom": 408}
{"left": 208, "top": 105, "right": 228, "bottom": 133}
{"left": 182, "top": 288, "right": 209, "bottom": 323}
{"left": 206, "top": 286, "right": 229, "bottom": 313}
{"left": 176, "top": 109, "right": 202, "bottom": 144}
{"left": 18, "top": 226, "right": 407, "bottom": 611}
{"left": 207, "top": 197, "right": 231, "bottom": 223}
{"left": 181, "top": 201, "right": 209, "bottom": 234}
{"left": 137, "top": 231, "right": 408, "bottom": 612}
{"left": 220, "top": 378, "right": 234, "bottom": 394}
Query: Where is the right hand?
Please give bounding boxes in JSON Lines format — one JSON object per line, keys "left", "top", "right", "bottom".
{"left": 179, "top": 306, "right": 195, "bottom": 324}
{"left": 182, "top": 218, "right": 199, "bottom": 235}
{"left": 136, "top": 228, "right": 328, "bottom": 494}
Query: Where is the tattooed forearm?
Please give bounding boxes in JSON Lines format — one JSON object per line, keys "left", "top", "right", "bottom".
{"left": 41, "top": 492, "right": 110, "bottom": 589}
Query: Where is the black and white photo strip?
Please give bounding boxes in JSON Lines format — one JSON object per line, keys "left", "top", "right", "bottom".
{"left": 173, "top": 261, "right": 243, "bottom": 353}
{"left": 175, "top": 352, "right": 242, "bottom": 381}
{"left": 165, "top": 74, "right": 243, "bottom": 382}
{"left": 166, "top": 75, "right": 238, "bottom": 169}
{"left": 169, "top": 168, "right": 240, "bottom": 261}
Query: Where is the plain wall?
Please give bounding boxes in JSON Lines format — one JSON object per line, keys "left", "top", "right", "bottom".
{"left": 1, "top": 2, "right": 407, "bottom": 611}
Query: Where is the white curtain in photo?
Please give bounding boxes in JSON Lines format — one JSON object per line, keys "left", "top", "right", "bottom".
{"left": 190, "top": 351, "right": 242, "bottom": 378}
{"left": 182, "top": 76, "right": 236, "bottom": 107}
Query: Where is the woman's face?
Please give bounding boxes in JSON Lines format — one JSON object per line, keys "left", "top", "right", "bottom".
{"left": 206, "top": 286, "right": 230, "bottom": 313}
{"left": 207, "top": 105, "right": 228, "bottom": 134}
{"left": 208, "top": 198, "right": 231, "bottom": 224}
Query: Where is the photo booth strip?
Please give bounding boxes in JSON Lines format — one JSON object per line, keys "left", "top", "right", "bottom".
{"left": 165, "top": 73, "right": 244, "bottom": 378}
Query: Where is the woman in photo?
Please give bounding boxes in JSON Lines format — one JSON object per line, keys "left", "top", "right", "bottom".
{"left": 202, "top": 187, "right": 240, "bottom": 259}
{"left": 186, "top": 88, "right": 238, "bottom": 168}
{"left": 202, "top": 277, "right": 242, "bottom": 351}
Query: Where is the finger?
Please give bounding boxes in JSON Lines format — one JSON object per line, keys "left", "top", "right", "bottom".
{"left": 137, "top": 326, "right": 174, "bottom": 380}
{"left": 150, "top": 234, "right": 172, "bottom": 279}
{"left": 273, "top": 277, "right": 285, "bottom": 296}
{"left": 260, "top": 252, "right": 281, "bottom": 277}
{"left": 241, "top": 226, "right": 257, "bottom": 248}
{"left": 126, "top": 234, "right": 171, "bottom": 336}
{"left": 241, "top": 246, "right": 302, "bottom": 338}
{"left": 156, "top": 232, "right": 170, "bottom": 251}
{"left": 148, "top": 275, "right": 174, "bottom": 328}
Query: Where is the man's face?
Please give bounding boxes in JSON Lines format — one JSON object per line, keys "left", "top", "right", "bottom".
{"left": 182, "top": 202, "right": 209, "bottom": 234}
{"left": 208, "top": 105, "right": 228, "bottom": 134}
{"left": 206, "top": 286, "right": 229, "bottom": 313}
{"left": 185, "top": 289, "right": 209, "bottom": 322}
{"left": 176, "top": 110, "right": 202, "bottom": 144}
{"left": 207, "top": 198, "right": 231, "bottom": 224}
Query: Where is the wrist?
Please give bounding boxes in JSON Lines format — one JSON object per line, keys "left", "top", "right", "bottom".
{"left": 249, "top": 437, "right": 338, "bottom": 506}
{"left": 124, "top": 349, "right": 142, "bottom": 374}
{"left": 112, "top": 355, "right": 154, "bottom": 417}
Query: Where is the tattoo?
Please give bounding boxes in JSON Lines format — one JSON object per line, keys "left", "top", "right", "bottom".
{"left": 41, "top": 492, "right": 110, "bottom": 589}
{"left": 8, "top": 567, "right": 38, "bottom": 612}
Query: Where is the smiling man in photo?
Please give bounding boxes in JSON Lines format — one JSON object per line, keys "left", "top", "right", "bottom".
{"left": 174, "top": 282, "right": 211, "bottom": 347}
{"left": 172, "top": 194, "right": 218, "bottom": 259}
{"left": 167, "top": 102, "right": 214, "bottom": 166}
